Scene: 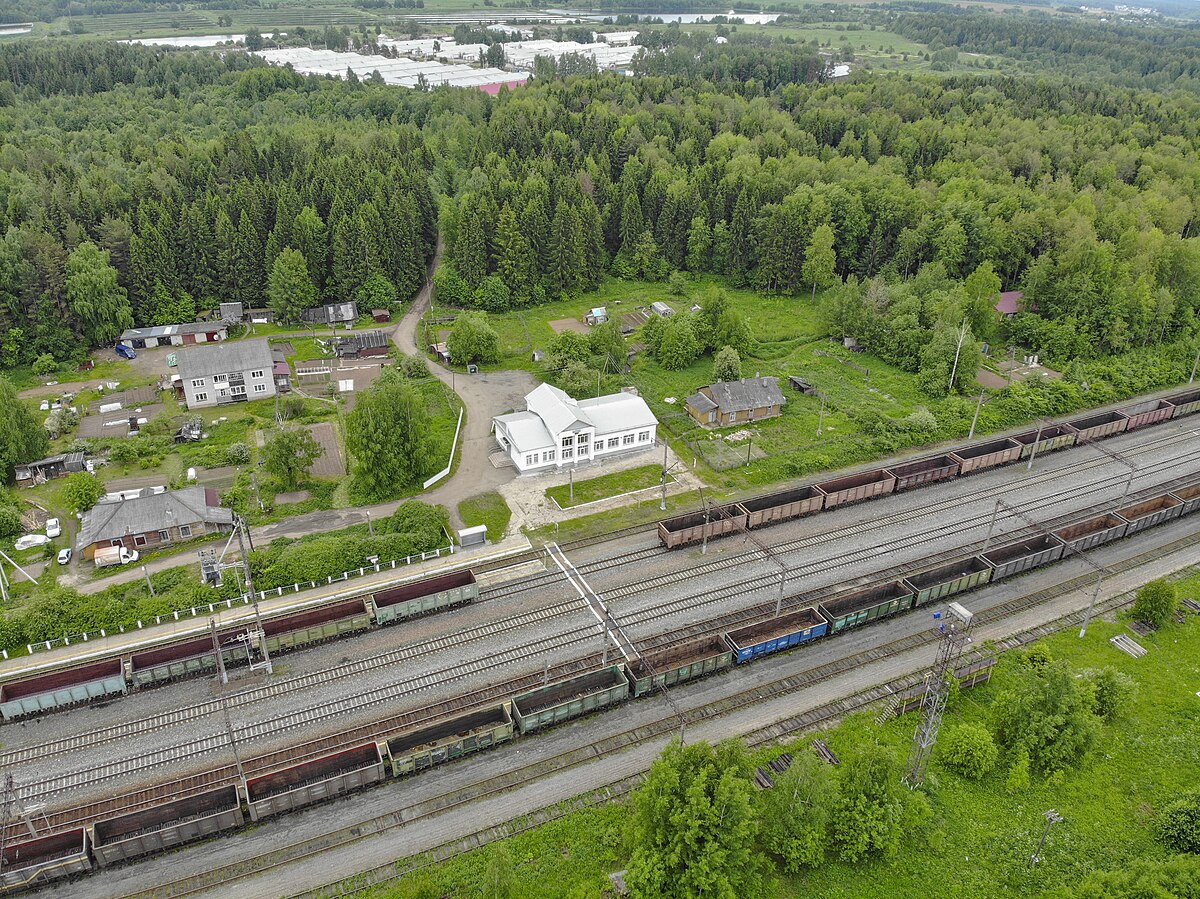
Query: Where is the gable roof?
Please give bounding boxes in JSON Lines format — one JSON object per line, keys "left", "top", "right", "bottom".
{"left": 697, "top": 377, "right": 787, "bottom": 414}
{"left": 78, "top": 486, "right": 232, "bottom": 550}
{"left": 996, "top": 290, "right": 1024, "bottom": 316}
{"left": 177, "top": 338, "right": 274, "bottom": 381}
{"left": 119, "top": 322, "right": 225, "bottom": 341}
{"left": 526, "top": 383, "right": 591, "bottom": 435}
{"left": 496, "top": 383, "right": 659, "bottom": 452}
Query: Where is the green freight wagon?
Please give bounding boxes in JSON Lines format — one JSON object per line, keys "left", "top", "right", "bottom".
{"left": 384, "top": 703, "right": 514, "bottom": 776}
{"left": 370, "top": 569, "right": 479, "bottom": 625}
{"left": 627, "top": 636, "right": 734, "bottom": 698}
{"left": 512, "top": 665, "right": 631, "bottom": 734}
{"left": 818, "top": 581, "right": 915, "bottom": 634}
{"left": 902, "top": 557, "right": 992, "bottom": 606}
{"left": 262, "top": 598, "right": 372, "bottom": 654}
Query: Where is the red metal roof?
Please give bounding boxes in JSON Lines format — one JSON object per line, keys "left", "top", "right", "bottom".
{"left": 995, "top": 290, "right": 1024, "bottom": 316}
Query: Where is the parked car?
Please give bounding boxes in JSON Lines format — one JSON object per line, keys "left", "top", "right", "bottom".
{"left": 57, "top": 547, "right": 72, "bottom": 565}
{"left": 45, "top": 518, "right": 61, "bottom": 538}
{"left": 14, "top": 534, "right": 51, "bottom": 551}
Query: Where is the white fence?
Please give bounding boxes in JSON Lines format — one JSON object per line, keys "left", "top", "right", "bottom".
{"left": 423, "top": 406, "right": 464, "bottom": 489}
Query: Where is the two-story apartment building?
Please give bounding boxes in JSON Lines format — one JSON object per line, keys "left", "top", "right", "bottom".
{"left": 493, "top": 383, "right": 659, "bottom": 474}
{"left": 176, "top": 338, "right": 276, "bottom": 410}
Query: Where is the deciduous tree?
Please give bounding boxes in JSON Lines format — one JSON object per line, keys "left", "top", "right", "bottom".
{"left": 63, "top": 471, "right": 105, "bottom": 513}
{"left": 831, "top": 743, "right": 908, "bottom": 862}
{"left": 803, "top": 223, "right": 839, "bottom": 299}
{"left": 345, "top": 371, "right": 435, "bottom": 501}
{"left": 713, "top": 346, "right": 742, "bottom": 382}
{"left": 939, "top": 723, "right": 998, "bottom": 780}
{"left": 66, "top": 242, "right": 133, "bottom": 346}
{"left": 992, "top": 660, "right": 1098, "bottom": 776}
{"left": 262, "top": 427, "right": 324, "bottom": 490}
{"left": 447, "top": 312, "right": 500, "bottom": 365}
{"left": 760, "top": 750, "right": 837, "bottom": 872}
{"left": 0, "top": 377, "right": 49, "bottom": 483}
{"left": 1132, "top": 579, "right": 1177, "bottom": 629}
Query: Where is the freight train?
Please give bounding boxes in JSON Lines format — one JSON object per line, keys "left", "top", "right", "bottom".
{"left": 658, "top": 387, "right": 1200, "bottom": 549}
{"left": 4, "top": 475, "right": 1198, "bottom": 894}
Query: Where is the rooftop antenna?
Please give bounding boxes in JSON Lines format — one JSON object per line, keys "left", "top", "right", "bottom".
{"left": 904, "top": 602, "right": 974, "bottom": 788}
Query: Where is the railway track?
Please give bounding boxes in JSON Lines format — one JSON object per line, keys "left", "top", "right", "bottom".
{"left": 7, "top": 454, "right": 1196, "bottom": 802}
{"left": 121, "top": 536, "right": 1197, "bottom": 899}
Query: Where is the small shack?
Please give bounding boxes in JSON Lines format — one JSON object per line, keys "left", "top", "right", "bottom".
{"left": 15, "top": 452, "right": 86, "bottom": 488}
{"left": 585, "top": 307, "right": 608, "bottom": 325}
{"left": 650, "top": 301, "right": 675, "bottom": 318}
{"left": 371, "top": 308, "right": 392, "bottom": 323}
{"left": 430, "top": 342, "right": 451, "bottom": 364}
{"left": 788, "top": 376, "right": 817, "bottom": 395}
{"left": 332, "top": 331, "right": 389, "bottom": 359}
{"left": 219, "top": 302, "right": 244, "bottom": 323}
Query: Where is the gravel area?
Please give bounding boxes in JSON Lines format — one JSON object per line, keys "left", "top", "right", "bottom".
{"left": 4, "top": 419, "right": 1197, "bottom": 817}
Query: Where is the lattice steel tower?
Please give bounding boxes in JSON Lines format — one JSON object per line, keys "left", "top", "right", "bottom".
{"left": 904, "top": 602, "right": 974, "bottom": 788}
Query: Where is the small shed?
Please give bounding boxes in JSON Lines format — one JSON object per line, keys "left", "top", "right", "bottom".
{"left": 431, "top": 342, "right": 451, "bottom": 364}
{"left": 995, "top": 290, "right": 1024, "bottom": 319}
{"left": 219, "top": 302, "right": 244, "bottom": 323}
{"left": 788, "top": 376, "right": 817, "bottom": 395}
{"left": 458, "top": 524, "right": 488, "bottom": 547}
{"left": 650, "top": 301, "right": 675, "bottom": 318}
{"left": 371, "top": 308, "right": 392, "bottom": 323}
{"left": 585, "top": 307, "right": 608, "bottom": 325}
{"left": 532, "top": 349, "right": 547, "bottom": 363}
{"left": 15, "top": 452, "right": 86, "bottom": 488}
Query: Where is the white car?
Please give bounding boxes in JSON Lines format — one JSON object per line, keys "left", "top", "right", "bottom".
{"left": 57, "top": 548, "right": 72, "bottom": 565}
{"left": 14, "top": 534, "right": 51, "bottom": 551}
{"left": 45, "top": 518, "right": 61, "bottom": 538}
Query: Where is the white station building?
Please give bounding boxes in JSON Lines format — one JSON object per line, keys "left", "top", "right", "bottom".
{"left": 493, "top": 383, "right": 658, "bottom": 474}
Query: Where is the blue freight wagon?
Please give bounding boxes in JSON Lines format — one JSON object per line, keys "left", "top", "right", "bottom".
{"left": 725, "top": 607, "right": 828, "bottom": 664}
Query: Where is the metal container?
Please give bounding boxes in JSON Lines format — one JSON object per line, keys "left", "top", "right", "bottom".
{"left": 883, "top": 455, "right": 960, "bottom": 492}
{"left": 92, "top": 786, "right": 244, "bottom": 866}
{"left": 0, "top": 829, "right": 91, "bottom": 890}
{"left": 818, "top": 581, "right": 915, "bottom": 634}
{"left": 1167, "top": 387, "right": 1200, "bottom": 418}
{"left": 1053, "top": 514, "right": 1128, "bottom": 552}
{"left": 0, "top": 659, "right": 127, "bottom": 721}
{"left": 1066, "top": 410, "right": 1129, "bottom": 442}
{"left": 741, "top": 486, "right": 824, "bottom": 528}
{"left": 247, "top": 743, "right": 386, "bottom": 822}
{"left": 902, "top": 557, "right": 993, "bottom": 606}
{"left": 725, "top": 607, "right": 829, "bottom": 663}
{"left": 815, "top": 469, "right": 896, "bottom": 509}
{"left": 1114, "top": 494, "right": 1183, "bottom": 536}
{"left": 512, "top": 666, "right": 631, "bottom": 734}
{"left": 263, "top": 598, "right": 371, "bottom": 653}
{"left": 982, "top": 535, "right": 1065, "bottom": 581}
{"left": 1121, "top": 399, "right": 1175, "bottom": 430}
{"left": 129, "top": 636, "right": 221, "bottom": 688}
{"left": 385, "top": 704, "right": 514, "bottom": 776}
{"left": 949, "top": 438, "right": 1022, "bottom": 474}
{"left": 1169, "top": 482, "right": 1200, "bottom": 516}
{"left": 627, "top": 636, "right": 734, "bottom": 697}
{"left": 1011, "top": 424, "right": 1076, "bottom": 460}
{"left": 657, "top": 504, "right": 748, "bottom": 549}
{"left": 371, "top": 569, "right": 479, "bottom": 626}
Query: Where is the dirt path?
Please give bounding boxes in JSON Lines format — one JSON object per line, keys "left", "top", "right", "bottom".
{"left": 392, "top": 237, "right": 537, "bottom": 527}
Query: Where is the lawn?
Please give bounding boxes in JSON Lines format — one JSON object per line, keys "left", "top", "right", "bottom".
{"left": 545, "top": 464, "right": 669, "bottom": 510}
{"left": 457, "top": 491, "right": 512, "bottom": 540}
{"left": 361, "top": 578, "right": 1200, "bottom": 899}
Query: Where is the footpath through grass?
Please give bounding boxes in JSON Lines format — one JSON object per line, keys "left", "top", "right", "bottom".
{"left": 457, "top": 492, "right": 512, "bottom": 540}
{"left": 363, "top": 579, "right": 1200, "bottom": 899}
{"left": 545, "top": 464, "right": 668, "bottom": 510}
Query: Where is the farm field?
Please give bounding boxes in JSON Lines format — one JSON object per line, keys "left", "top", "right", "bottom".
{"left": 358, "top": 577, "right": 1200, "bottom": 899}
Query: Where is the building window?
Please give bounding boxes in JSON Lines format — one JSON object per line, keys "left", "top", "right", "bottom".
{"left": 254, "top": 384, "right": 267, "bottom": 393}
{"left": 608, "top": 437, "right": 619, "bottom": 449}
{"left": 562, "top": 448, "right": 573, "bottom": 460}
{"left": 134, "top": 534, "right": 147, "bottom": 546}
{"left": 250, "top": 369, "right": 265, "bottom": 379}
{"left": 708, "top": 411, "right": 717, "bottom": 423}
{"left": 194, "top": 392, "right": 208, "bottom": 403}
{"left": 622, "top": 433, "right": 634, "bottom": 446}
{"left": 213, "top": 374, "right": 228, "bottom": 383}
{"left": 179, "top": 525, "right": 192, "bottom": 538}
{"left": 594, "top": 440, "right": 603, "bottom": 453}
{"left": 191, "top": 378, "right": 205, "bottom": 388}
{"left": 638, "top": 430, "right": 650, "bottom": 442}
{"left": 218, "top": 389, "right": 228, "bottom": 398}
{"left": 525, "top": 454, "right": 537, "bottom": 467}
{"left": 542, "top": 450, "right": 555, "bottom": 463}
{"left": 158, "top": 530, "right": 169, "bottom": 541}
{"left": 561, "top": 435, "right": 574, "bottom": 448}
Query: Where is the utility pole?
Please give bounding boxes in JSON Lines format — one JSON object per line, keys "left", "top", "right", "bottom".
{"left": 234, "top": 515, "right": 271, "bottom": 676}
{"left": 366, "top": 510, "right": 374, "bottom": 537}
{"left": 905, "top": 602, "right": 974, "bottom": 788}
{"left": 569, "top": 467, "right": 574, "bottom": 504}
{"left": 746, "top": 437, "right": 753, "bottom": 466}
{"left": 210, "top": 618, "right": 228, "bottom": 685}
{"left": 0, "top": 549, "right": 39, "bottom": 604}
{"left": 816, "top": 392, "right": 826, "bottom": 438}
{"left": 219, "top": 695, "right": 247, "bottom": 785}
{"left": 0, "top": 773, "right": 14, "bottom": 881}
{"left": 142, "top": 565, "right": 155, "bottom": 596}
{"left": 1030, "top": 809, "right": 1064, "bottom": 865}
{"left": 1025, "top": 420, "right": 1047, "bottom": 471}
{"left": 947, "top": 318, "right": 969, "bottom": 395}
{"left": 968, "top": 389, "right": 986, "bottom": 440}
{"left": 1191, "top": 346, "right": 1200, "bottom": 384}
{"left": 660, "top": 441, "right": 670, "bottom": 512}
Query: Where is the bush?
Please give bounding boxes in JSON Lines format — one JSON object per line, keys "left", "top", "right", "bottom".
{"left": 939, "top": 723, "right": 998, "bottom": 780}
{"left": 32, "top": 353, "right": 57, "bottom": 375}
{"left": 0, "top": 506, "right": 21, "bottom": 537}
{"left": 226, "top": 442, "right": 250, "bottom": 465}
{"left": 1155, "top": 791, "right": 1200, "bottom": 854}
{"left": 398, "top": 354, "right": 428, "bottom": 378}
{"left": 1132, "top": 579, "right": 1177, "bottom": 629}
{"left": 1084, "top": 667, "right": 1137, "bottom": 722}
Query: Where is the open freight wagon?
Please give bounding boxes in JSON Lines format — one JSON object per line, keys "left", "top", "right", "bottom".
{"left": 370, "top": 569, "right": 479, "bottom": 625}
{"left": 385, "top": 703, "right": 515, "bottom": 776}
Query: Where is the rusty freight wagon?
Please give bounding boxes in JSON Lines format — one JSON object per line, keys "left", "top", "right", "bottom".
{"left": 903, "top": 557, "right": 992, "bottom": 606}
{"left": 1114, "top": 494, "right": 1183, "bottom": 536}
{"left": 512, "top": 666, "right": 631, "bottom": 734}
{"left": 370, "top": 569, "right": 479, "bottom": 625}
{"left": 626, "top": 636, "right": 735, "bottom": 697}
{"left": 1170, "top": 482, "right": 1200, "bottom": 516}
{"left": 1167, "top": 387, "right": 1200, "bottom": 418}
{"left": 385, "top": 703, "right": 515, "bottom": 776}
{"left": 725, "top": 607, "right": 828, "bottom": 663}
{"left": 1011, "top": 424, "right": 1076, "bottom": 460}
{"left": 817, "top": 581, "right": 914, "bottom": 634}
{"left": 741, "top": 486, "right": 824, "bottom": 528}
{"left": 658, "top": 505, "right": 747, "bottom": 549}
{"left": 883, "top": 455, "right": 960, "bottom": 491}
{"left": 981, "top": 535, "right": 1065, "bottom": 581}
{"left": 815, "top": 469, "right": 896, "bottom": 509}
{"left": 1053, "top": 514, "right": 1128, "bottom": 552}
{"left": 1120, "top": 399, "right": 1175, "bottom": 430}
{"left": 1066, "top": 410, "right": 1129, "bottom": 442}
{"left": 91, "top": 787, "right": 244, "bottom": 866}
{"left": 949, "top": 438, "right": 1022, "bottom": 474}
{"left": 261, "top": 597, "right": 372, "bottom": 653}
{"left": 128, "top": 635, "right": 224, "bottom": 688}
{"left": 247, "top": 743, "right": 387, "bottom": 821}
{"left": 1, "top": 829, "right": 91, "bottom": 890}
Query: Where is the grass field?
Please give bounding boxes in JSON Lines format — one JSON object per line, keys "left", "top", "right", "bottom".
{"left": 457, "top": 491, "right": 512, "bottom": 539}
{"left": 359, "top": 576, "right": 1200, "bottom": 899}
{"left": 545, "top": 463, "right": 667, "bottom": 509}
